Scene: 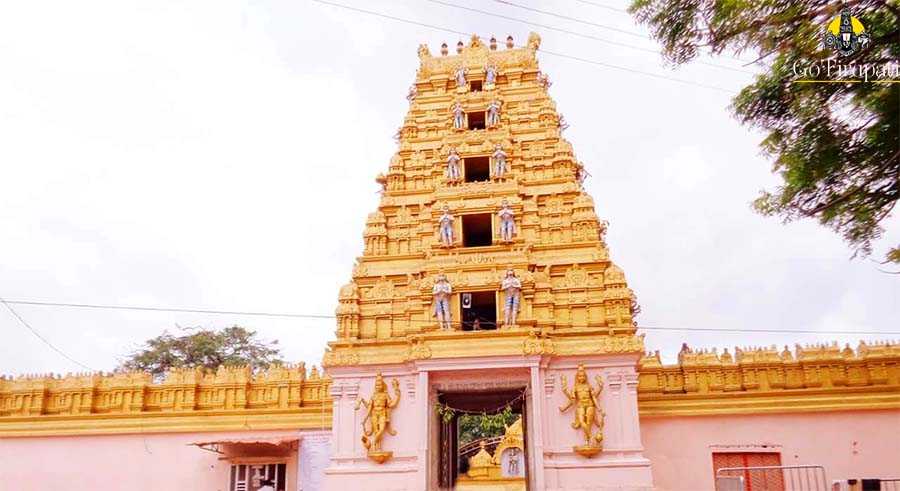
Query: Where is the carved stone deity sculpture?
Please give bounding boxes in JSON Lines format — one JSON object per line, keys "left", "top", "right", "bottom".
{"left": 575, "top": 160, "right": 589, "bottom": 186}
{"left": 452, "top": 102, "right": 465, "bottom": 130}
{"left": 500, "top": 268, "right": 522, "bottom": 327}
{"left": 486, "top": 100, "right": 501, "bottom": 127}
{"left": 484, "top": 64, "right": 498, "bottom": 87}
{"left": 432, "top": 273, "right": 453, "bottom": 330}
{"left": 438, "top": 205, "right": 454, "bottom": 247}
{"left": 446, "top": 148, "right": 462, "bottom": 182}
{"left": 491, "top": 144, "right": 509, "bottom": 178}
{"left": 355, "top": 373, "right": 401, "bottom": 463}
{"left": 498, "top": 200, "right": 516, "bottom": 243}
{"left": 559, "top": 364, "right": 604, "bottom": 457}
{"left": 454, "top": 65, "right": 467, "bottom": 89}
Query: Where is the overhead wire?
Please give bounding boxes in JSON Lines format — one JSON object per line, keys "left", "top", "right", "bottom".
{"left": 427, "top": 0, "right": 754, "bottom": 74}
{"left": 573, "top": 0, "right": 629, "bottom": 14}
{"left": 0, "top": 296, "right": 94, "bottom": 371}
{"left": 484, "top": 0, "right": 649, "bottom": 39}
{"left": 4, "top": 299, "right": 900, "bottom": 336}
{"left": 309, "top": 0, "right": 738, "bottom": 93}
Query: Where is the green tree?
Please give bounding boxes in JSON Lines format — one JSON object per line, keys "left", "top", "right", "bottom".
{"left": 457, "top": 406, "right": 520, "bottom": 445}
{"left": 120, "top": 326, "right": 283, "bottom": 377}
{"left": 629, "top": 0, "right": 900, "bottom": 263}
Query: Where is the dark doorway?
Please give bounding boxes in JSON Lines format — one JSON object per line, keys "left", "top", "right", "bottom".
{"left": 461, "top": 291, "right": 497, "bottom": 330}
{"left": 470, "top": 80, "right": 483, "bottom": 92}
{"left": 462, "top": 214, "right": 492, "bottom": 247}
{"left": 467, "top": 111, "right": 486, "bottom": 130}
{"left": 464, "top": 156, "right": 490, "bottom": 182}
{"left": 437, "top": 389, "right": 527, "bottom": 490}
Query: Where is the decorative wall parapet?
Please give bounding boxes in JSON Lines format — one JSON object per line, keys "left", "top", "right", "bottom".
{"left": 637, "top": 341, "right": 900, "bottom": 416}
{"left": 0, "top": 364, "right": 333, "bottom": 435}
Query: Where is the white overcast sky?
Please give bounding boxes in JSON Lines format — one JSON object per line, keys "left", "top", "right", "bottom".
{"left": 1, "top": 0, "right": 897, "bottom": 376}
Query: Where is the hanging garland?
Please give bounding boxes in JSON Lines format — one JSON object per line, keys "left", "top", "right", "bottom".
{"left": 433, "top": 390, "right": 526, "bottom": 426}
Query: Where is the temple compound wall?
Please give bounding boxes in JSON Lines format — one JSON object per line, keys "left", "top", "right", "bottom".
{"left": 0, "top": 342, "right": 898, "bottom": 490}
{"left": 1, "top": 33, "right": 899, "bottom": 491}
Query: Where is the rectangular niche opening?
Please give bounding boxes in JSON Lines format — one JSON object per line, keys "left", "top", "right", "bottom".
{"left": 464, "top": 156, "right": 490, "bottom": 182}
{"left": 469, "top": 80, "right": 483, "bottom": 92}
{"left": 461, "top": 291, "right": 497, "bottom": 331}
{"left": 467, "top": 111, "right": 486, "bottom": 130}
{"left": 462, "top": 213, "right": 493, "bottom": 247}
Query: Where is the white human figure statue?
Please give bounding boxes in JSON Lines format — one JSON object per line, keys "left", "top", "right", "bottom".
{"left": 492, "top": 144, "right": 508, "bottom": 179}
{"left": 498, "top": 199, "right": 516, "bottom": 243}
{"left": 446, "top": 148, "right": 462, "bottom": 182}
{"left": 486, "top": 100, "right": 501, "bottom": 127}
{"left": 501, "top": 268, "right": 522, "bottom": 327}
{"left": 485, "top": 64, "right": 498, "bottom": 86}
{"left": 407, "top": 84, "right": 417, "bottom": 102}
{"left": 438, "top": 205, "right": 454, "bottom": 247}
{"left": 452, "top": 102, "right": 465, "bottom": 130}
{"left": 432, "top": 274, "right": 453, "bottom": 330}
{"left": 454, "top": 66, "right": 467, "bottom": 89}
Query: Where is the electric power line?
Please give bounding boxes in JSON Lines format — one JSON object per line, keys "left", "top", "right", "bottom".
{"left": 0, "top": 297, "right": 93, "bottom": 371}
{"left": 310, "top": 0, "right": 737, "bottom": 93}
{"left": 5, "top": 299, "right": 900, "bottom": 336}
{"left": 431, "top": 0, "right": 754, "bottom": 75}
{"left": 486, "top": 0, "right": 648, "bottom": 39}
{"left": 573, "top": 0, "right": 629, "bottom": 14}
{"left": 312, "top": 0, "right": 468, "bottom": 37}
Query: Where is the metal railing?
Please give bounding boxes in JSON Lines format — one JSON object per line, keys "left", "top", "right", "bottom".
{"left": 716, "top": 465, "right": 828, "bottom": 491}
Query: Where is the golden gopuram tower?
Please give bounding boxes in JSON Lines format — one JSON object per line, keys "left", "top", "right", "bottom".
{"left": 321, "top": 33, "right": 653, "bottom": 491}
{"left": 325, "top": 32, "right": 640, "bottom": 366}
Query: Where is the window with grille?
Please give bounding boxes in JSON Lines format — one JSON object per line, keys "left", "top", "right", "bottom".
{"left": 712, "top": 452, "right": 783, "bottom": 491}
{"left": 229, "top": 463, "right": 287, "bottom": 491}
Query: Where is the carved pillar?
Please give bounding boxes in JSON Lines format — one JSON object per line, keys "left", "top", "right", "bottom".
{"left": 329, "top": 383, "right": 344, "bottom": 458}
{"left": 416, "top": 370, "right": 429, "bottom": 490}
{"left": 606, "top": 371, "right": 624, "bottom": 448}
{"left": 529, "top": 365, "right": 546, "bottom": 490}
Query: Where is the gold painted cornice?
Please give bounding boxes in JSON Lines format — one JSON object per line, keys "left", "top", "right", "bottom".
{"left": 323, "top": 329, "right": 644, "bottom": 367}
{"left": 637, "top": 341, "right": 900, "bottom": 416}
{"left": 0, "top": 364, "right": 332, "bottom": 436}
{"left": 0, "top": 407, "right": 333, "bottom": 437}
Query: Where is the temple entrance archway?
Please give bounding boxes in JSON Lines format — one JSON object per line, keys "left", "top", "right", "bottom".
{"left": 435, "top": 388, "right": 528, "bottom": 490}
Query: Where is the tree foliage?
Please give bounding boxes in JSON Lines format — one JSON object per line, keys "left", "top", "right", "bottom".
{"left": 629, "top": 0, "right": 900, "bottom": 262}
{"left": 457, "top": 406, "right": 519, "bottom": 445}
{"left": 119, "top": 326, "right": 283, "bottom": 377}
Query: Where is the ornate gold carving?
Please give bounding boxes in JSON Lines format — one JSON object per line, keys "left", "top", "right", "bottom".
{"left": 355, "top": 373, "right": 401, "bottom": 463}
{"left": 405, "top": 335, "right": 432, "bottom": 361}
{"left": 523, "top": 330, "right": 555, "bottom": 355}
{"left": 594, "top": 334, "right": 645, "bottom": 354}
{"left": 559, "top": 364, "right": 604, "bottom": 457}
{"left": 322, "top": 350, "right": 360, "bottom": 368}
{"left": 367, "top": 276, "right": 396, "bottom": 300}
{"left": 0, "top": 365, "right": 331, "bottom": 434}
{"left": 638, "top": 341, "right": 900, "bottom": 416}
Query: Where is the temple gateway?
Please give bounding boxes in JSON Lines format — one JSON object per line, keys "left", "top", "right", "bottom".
{"left": 1, "top": 34, "right": 898, "bottom": 491}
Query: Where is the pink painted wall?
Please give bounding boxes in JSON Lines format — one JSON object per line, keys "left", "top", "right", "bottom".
{"left": 324, "top": 356, "right": 656, "bottom": 491}
{"left": 0, "top": 429, "right": 303, "bottom": 491}
{"left": 641, "top": 410, "right": 900, "bottom": 491}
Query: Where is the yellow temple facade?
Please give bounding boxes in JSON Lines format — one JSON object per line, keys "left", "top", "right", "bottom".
{"left": 0, "top": 33, "right": 898, "bottom": 491}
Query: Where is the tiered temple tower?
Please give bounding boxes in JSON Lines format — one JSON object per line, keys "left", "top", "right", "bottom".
{"left": 322, "top": 33, "right": 653, "bottom": 490}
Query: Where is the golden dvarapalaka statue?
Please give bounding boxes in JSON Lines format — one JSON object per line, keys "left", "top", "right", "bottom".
{"left": 355, "top": 373, "right": 401, "bottom": 463}
{"left": 559, "top": 364, "right": 605, "bottom": 457}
